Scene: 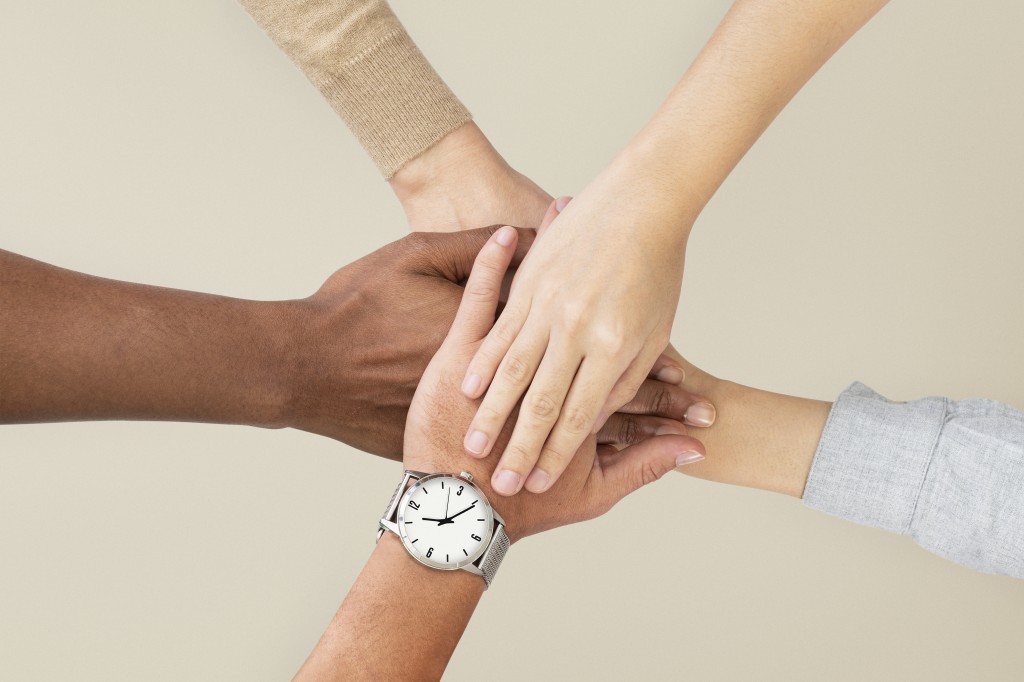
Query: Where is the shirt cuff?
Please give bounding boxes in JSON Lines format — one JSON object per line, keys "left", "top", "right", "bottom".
{"left": 803, "top": 382, "right": 947, "bottom": 534}
{"left": 318, "top": 28, "right": 471, "bottom": 179}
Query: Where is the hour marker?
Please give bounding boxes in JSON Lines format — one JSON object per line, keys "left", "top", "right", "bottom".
{"left": 422, "top": 488, "right": 428, "bottom": 495}
{"left": 477, "top": 519, "right": 485, "bottom": 522}
{"left": 462, "top": 549, "right": 468, "bottom": 556}
{"left": 411, "top": 539, "right": 418, "bottom": 544}
{"left": 405, "top": 521, "right": 413, "bottom": 524}
{"left": 441, "top": 481, "right": 445, "bottom": 489}
{"left": 446, "top": 554, "right": 449, "bottom": 562}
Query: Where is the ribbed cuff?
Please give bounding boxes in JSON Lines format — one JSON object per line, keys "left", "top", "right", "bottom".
{"left": 317, "top": 29, "right": 472, "bottom": 179}
{"left": 803, "top": 382, "right": 947, "bottom": 534}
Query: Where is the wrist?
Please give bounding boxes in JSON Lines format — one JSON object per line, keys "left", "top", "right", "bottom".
{"left": 670, "top": 357, "right": 830, "bottom": 497}
{"left": 389, "top": 123, "right": 552, "bottom": 233}
{"left": 390, "top": 122, "right": 510, "bottom": 208}
{"left": 252, "top": 298, "right": 317, "bottom": 434}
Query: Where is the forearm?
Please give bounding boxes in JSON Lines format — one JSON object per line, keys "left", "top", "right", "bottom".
{"left": 612, "top": 0, "right": 890, "bottom": 228}
{"left": 238, "top": 0, "right": 470, "bottom": 179}
{"left": 663, "top": 347, "right": 831, "bottom": 498}
{"left": 294, "top": 532, "right": 482, "bottom": 681}
{"left": 0, "top": 250, "right": 295, "bottom": 428}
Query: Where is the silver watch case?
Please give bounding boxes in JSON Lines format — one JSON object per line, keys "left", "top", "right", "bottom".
{"left": 378, "top": 470, "right": 506, "bottom": 582}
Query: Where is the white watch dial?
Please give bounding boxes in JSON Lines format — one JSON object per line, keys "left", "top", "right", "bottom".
{"left": 397, "top": 474, "right": 494, "bottom": 570}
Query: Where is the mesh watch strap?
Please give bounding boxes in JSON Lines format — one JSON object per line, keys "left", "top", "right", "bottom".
{"left": 478, "top": 524, "right": 510, "bottom": 588}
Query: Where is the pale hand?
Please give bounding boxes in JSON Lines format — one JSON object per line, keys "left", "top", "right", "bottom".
{"left": 460, "top": 173, "right": 689, "bottom": 498}
{"left": 403, "top": 209, "right": 704, "bottom": 543}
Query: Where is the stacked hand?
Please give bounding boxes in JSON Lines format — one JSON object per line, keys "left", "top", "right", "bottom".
{"left": 403, "top": 208, "right": 707, "bottom": 543}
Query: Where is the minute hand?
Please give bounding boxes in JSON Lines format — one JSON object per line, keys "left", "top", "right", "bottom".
{"left": 443, "top": 501, "right": 478, "bottom": 524}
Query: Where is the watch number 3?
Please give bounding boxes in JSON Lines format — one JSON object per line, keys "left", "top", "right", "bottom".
{"left": 457, "top": 485, "right": 464, "bottom": 496}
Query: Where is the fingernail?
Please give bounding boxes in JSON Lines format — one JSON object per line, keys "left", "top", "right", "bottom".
{"left": 656, "top": 366, "right": 685, "bottom": 385}
{"left": 685, "top": 402, "right": 716, "bottom": 427}
{"left": 675, "top": 451, "right": 705, "bottom": 467}
{"left": 524, "top": 468, "right": 551, "bottom": 493}
{"left": 493, "top": 470, "right": 521, "bottom": 495}
{"left": 464, "top": 430, "right": 489, "bottom": 456}
{"left": 495, "top": 226, "right": 515, "bottom": 246}
{"left": 655, "top": 423, "right": 686, "bottom": 436}
{"left": 554, "top": 196, "right": 572, "bottom": 212}
{"left": 461, "top": 373, "right": 482, "bottom": 397}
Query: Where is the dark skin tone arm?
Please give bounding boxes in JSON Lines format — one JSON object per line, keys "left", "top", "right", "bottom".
{"left": 1, "top": 227, "right": 713, "bottom": 458}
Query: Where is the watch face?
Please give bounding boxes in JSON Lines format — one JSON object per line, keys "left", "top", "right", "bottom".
{"left": 397, "top": 474, "right": 494, "bottom": 570}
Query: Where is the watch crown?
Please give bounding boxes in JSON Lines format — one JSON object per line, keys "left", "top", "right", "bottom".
{"left": 460, "top": 471, "right": 474, "bottom": 483}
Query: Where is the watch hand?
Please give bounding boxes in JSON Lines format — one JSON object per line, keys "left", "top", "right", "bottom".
{"left": 444, "top": 487, "right": 451, "bottom": 519}
{"left": 421, "top": 516, "right": 447, "bottom": 522}
{"left": 445, "top": 501, "right": 478, "bottom": 522}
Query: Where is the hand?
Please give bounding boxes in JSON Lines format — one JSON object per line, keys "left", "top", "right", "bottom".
{"left": 284, "top": 226, "right": 533, "bottom": 458}
{"left": 389, "top": 123, "right": 552, "bottom": 233}
{"left": 459, "top": 179, "right": 691, "bottom": 496}
{"left": 284, "top": 225, "right": 710, "bottom": 460}
{"left": 403, "top": 213, "right": 706, "bottom": 544}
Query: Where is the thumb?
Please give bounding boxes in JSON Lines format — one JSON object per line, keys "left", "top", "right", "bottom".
{"left": 599, "top": 435, "right": 705, "bottom": 502}
{"left": 536, "top": 196, "right": 572, "bottom": 241}
{"left": 419, "top": 225, "right": 536, "bottom": 283}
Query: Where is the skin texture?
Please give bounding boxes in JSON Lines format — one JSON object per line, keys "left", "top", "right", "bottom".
{"left": 293, "top": 223, "right": 706, "bottom": 682}
{"left": 445, "top": 0, "right": 891, "bottom": 498}
{"left": 389, "top": 122, "right": 552, "bottom": 234}
{"left": 0, "top": 229, "right": 710, "bottom": 457}
{"left": 661, "top": 345, "right": 832, "bottom": 498}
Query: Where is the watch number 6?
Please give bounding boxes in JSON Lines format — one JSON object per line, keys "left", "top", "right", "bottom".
{"left": 426, "top": 547, "right": 434, "bottom": 558}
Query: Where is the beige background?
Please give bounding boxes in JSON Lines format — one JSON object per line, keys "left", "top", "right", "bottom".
{"left": 2, "top": 0, "right": 1023, "bottom": 679}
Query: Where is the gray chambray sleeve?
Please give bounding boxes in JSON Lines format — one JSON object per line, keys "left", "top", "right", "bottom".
{"left": 803, "top": 382, "right": 1024, "bottom": 578}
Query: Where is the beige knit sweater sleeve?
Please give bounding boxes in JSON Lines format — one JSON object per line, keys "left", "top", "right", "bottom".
{"left": 238, "top": 0, "right": 471, "bottom": 178}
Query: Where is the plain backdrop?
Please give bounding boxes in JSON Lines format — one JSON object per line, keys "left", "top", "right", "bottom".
{"left": 2, "top": 1, "right": 1023, "bottom": 680}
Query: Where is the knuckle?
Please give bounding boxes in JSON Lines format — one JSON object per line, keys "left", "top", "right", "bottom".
{"left": 564, "top": 406, "right": 594, "bottom": 434}
{"left": 638, "top": 460, "right": 665, "bottom": 487}
{"left": 489, "top": 317, "right": 519, "bottom": 347}
{"left": 502, "top": 443, "right": 535, "bottom": 470}
{"left": 618, "top": 417, "right": 644, "bottom": 446}
{"left": 501, "top": 354, "right": 532, "bottom": 383}
{"left": 526, "top": 392, "right": 559, "bottom": 421}
{"left": 539, "top": 444, "right": 571, "bottom": 471}
{"left": 589, "top": 324, "right": 628, "bottom": 356}
{"left": 652, "top": 386, "right": 677, "bottom": 417}
{"left": 560, "top": 303, "right": 586, "bottom": 332}
{"left": 466, "top": 281, "right": 499, "bottom": 301}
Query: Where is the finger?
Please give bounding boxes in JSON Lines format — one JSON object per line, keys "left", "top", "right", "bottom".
{"left": 417, "top": 225, "right": 536, "bottom": 283}
{"left": 615, "top": 379, "right": 716, "bottom": 428}
{"left": 535, "top": 196, "right": 571, "bottom": 241}
{"left": 593, "top": 345, "right": 663, "bottom": 433}
{"left": 496, "top": 342, "right": 581, "bottom": 495}
{"left": 463, "top": 322, "right": 550, "bottom": 462}
{"left": 596, "top": 414, "right": 688, "bottom": 447}
{"left": 446, "top": 226, "right": 519, "bottom": 346}
{"left": 525, "top": 356, "right": 625, "bottom": 493}
{"left": 460, "top": 298, "right": 530, "bottom": 399}
{"left": 598, "top": 434, "right": 706, "bottom": 505}
{"left": 647, "top": 352, "right": 686, "bottom": 385}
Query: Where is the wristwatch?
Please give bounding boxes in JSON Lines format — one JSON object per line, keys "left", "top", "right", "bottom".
{"left": 378, "top": 470, "right": 510, "bottom": 588}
